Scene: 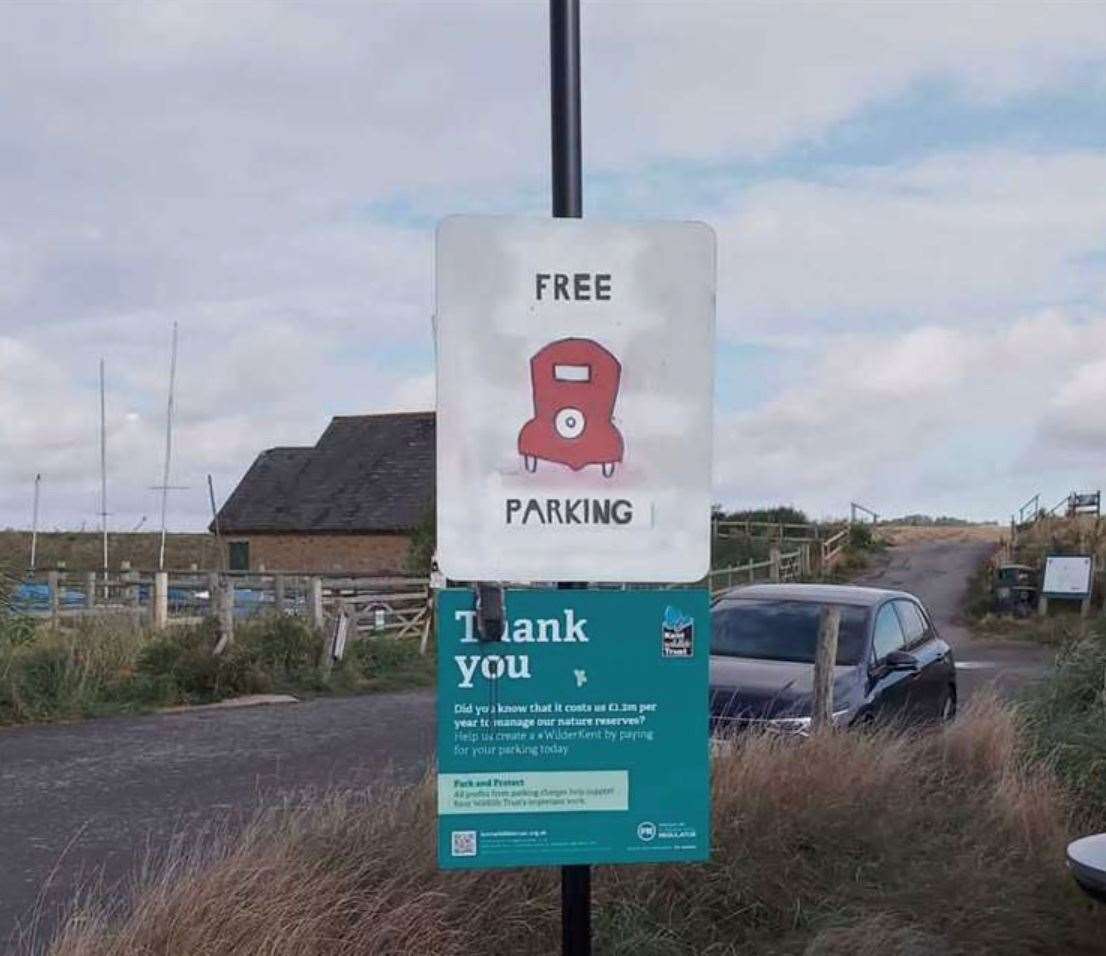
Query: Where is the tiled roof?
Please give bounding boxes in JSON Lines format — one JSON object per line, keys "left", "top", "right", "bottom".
{"left": 214, "top": 412, "right": 435, "bottom": 533}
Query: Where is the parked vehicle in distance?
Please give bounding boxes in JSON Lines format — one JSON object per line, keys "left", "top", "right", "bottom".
{"left": 710, "top": 584, "right": 956, "bottom": 735}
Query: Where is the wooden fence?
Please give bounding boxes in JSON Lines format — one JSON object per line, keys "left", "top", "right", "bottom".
{"left": 11, "top": 569, "right": 431, "bottom": 640}
{"left": 819, "top": 529, "right": 849, "bottom": 569}
{"left": 11, "top": 535, "right": 851, "bottom": 641}
{"left": 706, "top": 544, "right": 809, "bottom": 598}
{"left": 712, "top": 519, "right": 837, "bottom": 543}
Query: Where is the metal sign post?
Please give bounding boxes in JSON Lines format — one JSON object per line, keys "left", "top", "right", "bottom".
{"left": 551, "top": 2, "right": 588, "bottom": 953}
{"left": 434, "top": 7, "right": 713, "bottom": 955}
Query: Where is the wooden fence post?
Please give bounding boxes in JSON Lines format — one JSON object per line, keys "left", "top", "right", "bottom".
{"left": 47, "top": 570, "right": 59, "bottom": 623}
{"left": 420, "top": 587, "right": 435, "bottom": 657}
{"left": 85, "top": 571, "right": 96, "bottom": 610}
{"left": 123, "top": 568, "right": 139, "bottom": 610}
{"left": 323, "top": 602, "right": 350, "bottom": 674}
{"left": 207, "top": 572, "right": 219, "bottom": 617}
{"left": 310, "top": 577, "right": 325, "bottom": 629}
{"left": 1082, "top": 556, "right": 1095, "bottom": 619}
{"left": 812, "top": 606, "right": 841, "bottom": 730}
{"left": 769, "top": 546, "right": 781, "bottom": 583}
{"left": 274, "top": 573, "right": 286, "bottom": 614}
{"left": 214, "top": 576, "right": 235, "bottom": 653}
{"left": 153, "top": 572, "right": 169, "bottom": 630}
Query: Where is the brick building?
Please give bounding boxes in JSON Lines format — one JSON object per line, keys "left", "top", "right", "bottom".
{"left": 213, "top": 412, "right": 434, "bottom": 573}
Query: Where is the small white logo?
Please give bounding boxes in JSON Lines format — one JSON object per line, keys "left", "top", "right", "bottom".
{"left": 574, "top": 669, "right": 588, "bottom": 688}
{"left": 451, "top": 830, "right": 477, "bottom": 857}
{"left": 637, "top": 821, "right": 657, "bottom": 842}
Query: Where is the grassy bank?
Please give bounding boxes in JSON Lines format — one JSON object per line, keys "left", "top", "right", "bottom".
{"left": 23, "top": 692, "right": 1106, "bottom": 955}
{"left": 1021, "top": 622, "right": 1106, "bottom": 816}
{"left": 0, "top": 615, "right": 434, "bottom": 725}
{"left": 0, "top": 531, "right": 216, "bottom": 573}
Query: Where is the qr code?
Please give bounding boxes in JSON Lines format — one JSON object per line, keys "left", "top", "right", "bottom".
{"left": 451, "top": 830, "right": 477, "bottom": 857}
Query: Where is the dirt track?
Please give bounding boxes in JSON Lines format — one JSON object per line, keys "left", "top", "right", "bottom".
{"left": 854, "top": 530, "right": 1052, "bottom": 701}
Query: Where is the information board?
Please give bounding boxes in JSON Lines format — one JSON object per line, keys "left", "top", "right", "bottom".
{"left": 435, "top": 215, "right": 716, "bottom": 582}
{"left": 437, "top": 588, "right": 710, "bottom": 869}
{"left": 1042, "top": 555, "right": 1094, "bottom": 597}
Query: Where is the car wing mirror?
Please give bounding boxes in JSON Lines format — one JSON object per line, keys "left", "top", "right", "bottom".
{"left": 883, "top": 650, "right": 920, "bottom": 672}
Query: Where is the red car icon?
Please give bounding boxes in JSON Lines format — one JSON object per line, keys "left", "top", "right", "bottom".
{"left": 518, "top": 337, "right": 624, "bottom": 477}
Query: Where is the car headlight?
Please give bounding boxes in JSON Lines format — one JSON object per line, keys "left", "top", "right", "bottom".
{"left": 766, "top": 709, "right": 850, "bottom": 735}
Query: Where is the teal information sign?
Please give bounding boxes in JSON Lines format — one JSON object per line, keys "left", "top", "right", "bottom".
{"left": 437, "top": 588, "right": 710, "bottom": 869}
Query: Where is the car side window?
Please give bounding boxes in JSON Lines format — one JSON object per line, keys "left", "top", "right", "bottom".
{"left": 894, "top": 600, "right": 928, "bottom": 646}
{"left": 872, "top": 604, "right": 906, "bottom": 661}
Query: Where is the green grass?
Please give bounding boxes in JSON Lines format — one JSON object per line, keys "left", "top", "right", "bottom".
{"left": 0, "top": 614, "right": 434, "bottom": 726}
{"left": 972, "top": 612, "right": 1086, "bottom": 645}
{"left": 0, "top": 529, "right": 216, "bottom": 572}
{"left": 1020, "top": 621, "right": 1106, "bottom": 820}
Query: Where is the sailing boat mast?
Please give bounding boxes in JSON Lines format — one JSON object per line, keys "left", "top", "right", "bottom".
{"left": 99, "top": 358, "right": 108, "bottom": 573}
{"left": 157, "top": 322, "right": 179, "bottom": 572}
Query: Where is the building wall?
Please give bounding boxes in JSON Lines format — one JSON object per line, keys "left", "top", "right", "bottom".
{"left": 224, "top": 532, "right": 413, "bottom": 573}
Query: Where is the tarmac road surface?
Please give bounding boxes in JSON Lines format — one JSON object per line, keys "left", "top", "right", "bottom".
{"left": 0, "top": 690, "right": 435, "bottom": 945}
{"left": 0, "top": 533, "right": 1052, "bottom": 944}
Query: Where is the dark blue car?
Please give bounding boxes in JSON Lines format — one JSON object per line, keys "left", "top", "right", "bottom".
{"left": 710, "top": 584, "right": 956, "bottom": 735}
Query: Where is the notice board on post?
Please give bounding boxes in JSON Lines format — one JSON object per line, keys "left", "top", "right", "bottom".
{"left": 1041, "top": 555, "right": 1094, "bottom": 597}
{"left": 434, "top": 215, "right": 716, "bottom": 583}
{"left": 437, "top": 588, "right": 710, "bottom": 869}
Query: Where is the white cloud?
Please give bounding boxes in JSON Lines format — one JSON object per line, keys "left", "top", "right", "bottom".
{"left": 2, "top": 2, "right": 1106, "bottom": 527}
{"left": 716, "top": 312, "right": 1106, "bottom": 520}
{"left": 584, "top": 2, "right": 1106, "bottom": 165}
{"left": 713, "top": 150, "right": 1106, "bottom": 336}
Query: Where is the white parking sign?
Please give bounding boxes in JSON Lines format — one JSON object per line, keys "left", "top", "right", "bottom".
{"left": 435, "top": 215, "right": 715, "bottom": 582}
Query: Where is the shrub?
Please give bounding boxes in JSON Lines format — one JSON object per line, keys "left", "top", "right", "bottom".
{"left": 0, "top": 614, "right": 429, "bottom": 726}
{"left": 963, "top": 554, "right": 995, "bottom": 619}
{"left": 0, "top": 617, "right": 150, "bottom": 721}
{"left": 847, "top": 522, "right": 874, "bottom": 550}
{"left": 404, "top": 506, "right": 436, "bottom": 574}
{"left": 1021, "top": 625, "right": 1106, "bottom": 819}
{"left": 719, "top": 505, "right": 810, "bottom": 525}
{"left": 235, "top": 615, "right": 324, "bottom": 681}
{"left": 137, "top": 619, "right": 300, "bottom": 701}
{"left": 335, "top": 635, "right": 435, "bottom": 692}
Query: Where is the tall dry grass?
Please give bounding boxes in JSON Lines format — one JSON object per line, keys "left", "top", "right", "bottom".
{"left": 24, "top": 694, "right": 1105, "bottom": 956}
{"left": 1014, "top": 515, "right": 1106, "bottom": 576}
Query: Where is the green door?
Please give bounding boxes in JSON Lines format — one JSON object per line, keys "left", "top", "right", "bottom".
{"left": 228, "top": 541, "right": 249, "bottom": 571}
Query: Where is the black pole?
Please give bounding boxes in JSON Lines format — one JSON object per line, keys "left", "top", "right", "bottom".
{"left": 550, "top": 0, "right": 582, "bottom": 219}
{"left": 561, "top": 863, "right": 591, "bottom": 955}
{"left": 551, "top": 2, "right": 589, "bottom": 953}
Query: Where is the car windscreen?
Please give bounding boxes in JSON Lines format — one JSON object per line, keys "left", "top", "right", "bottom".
{"left": 711, "top": 599, "right": 869, "bottom": 665}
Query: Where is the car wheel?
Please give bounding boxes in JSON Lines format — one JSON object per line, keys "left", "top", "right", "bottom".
{"left": 940, "top": 687, "right": 957, "bottom": 723}
{"left": 851, "top": 710, "right": 876, "bottom": 731}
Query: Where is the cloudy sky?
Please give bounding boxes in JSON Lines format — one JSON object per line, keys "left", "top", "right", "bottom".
{"left": 2, "top": 0, "right": 1105, "bottom": 531}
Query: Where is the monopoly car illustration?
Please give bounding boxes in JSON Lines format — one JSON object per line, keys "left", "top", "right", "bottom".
{"left": 517, "top": 337, "right": 624, "bottom": 476}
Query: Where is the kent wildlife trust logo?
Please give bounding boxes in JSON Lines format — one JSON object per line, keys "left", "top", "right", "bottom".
{"left": 661, "top": 605, "right": 694, "bottom": 658}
